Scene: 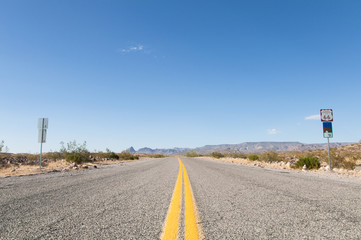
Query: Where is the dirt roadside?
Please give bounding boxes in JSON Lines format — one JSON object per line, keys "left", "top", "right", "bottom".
{"left": 200, "top": 156, "right": 361, "bottom": 180}
{"left": 0, "top": 158, "right": 144, "bottom": 178}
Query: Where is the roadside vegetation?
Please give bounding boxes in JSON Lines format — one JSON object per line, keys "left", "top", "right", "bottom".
{"left": 93, "top": 148, "right": 119, "bottom": 160}
{"left": 248, "top": 154, "right": 259, "bottom": 161}
{"left": 147, "top": 154, "right": 167, "bottom": 158}
{"left": 293, "top": 157, "right": 321, "bottom": 169}
{"left": 118, "top": 151, "right": 139, "bottom": 160}
{"left": 227, "top": 153, "right": 248, "bottom": 159}
{"left": 0, "top": 140, "right": 9, "bottom": 153}
{"left": 2, "top": 141, "right": 361, "bottom": 174}
{"left": 259, "top": 151, "right": 283, "bottom": 162}
{"left": 1, "top": 141, "right": 165, "bottom": 172}
{"left": 185, "top": 151, "right": 199, "bottom": 157}
{"left": 60, "top": 140, "right": 90, "bottom": 164}
{"left": 210, "top": 152, "right": 224, "bottom": 159}
{"left": 187, "top": 142, "right": 361, "bottom": 171}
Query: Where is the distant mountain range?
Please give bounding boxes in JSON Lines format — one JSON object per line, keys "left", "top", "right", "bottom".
{"left": 132, "top": 142, "right": 353, "bottom": 155}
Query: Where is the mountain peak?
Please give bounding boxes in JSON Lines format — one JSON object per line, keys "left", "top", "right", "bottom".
{"left": 127, "top": 147, "right": 136, "bottom": 153}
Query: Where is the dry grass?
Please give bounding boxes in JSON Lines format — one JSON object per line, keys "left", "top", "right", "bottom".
{"left": 0, "top": 160, "right": 69, "bottom": 177}
{"left": 0, "top": 155, "right": 161, "bottom": 178}
{"left": 201, "top": 142, "right": 361, "bottom": 171}
{"left": 198, "top": 143, "right": 361, "bottom": 178}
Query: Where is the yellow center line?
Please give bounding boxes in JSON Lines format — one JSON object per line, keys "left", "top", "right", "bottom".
{"left": 161, "top": 158, "right": 203, "bottom": 240}
{"left": 181, "top": 158, "right": 201, "bottom": 240}
{"left": 161, "top": 158, "right": 183, "bottom": 240}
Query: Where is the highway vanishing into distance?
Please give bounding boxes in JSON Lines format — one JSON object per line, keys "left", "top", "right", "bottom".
{"left": 1, "top": 157, "right": 361, "bottom": 239}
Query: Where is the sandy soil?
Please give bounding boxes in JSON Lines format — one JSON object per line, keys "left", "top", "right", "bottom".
{"left": 0, "top": 159, "right": 140, "bottom": 178}
{"left": 201, "top": 156, "right": 361, "bottom": 179}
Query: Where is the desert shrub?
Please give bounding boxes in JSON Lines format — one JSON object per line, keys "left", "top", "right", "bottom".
{"left": 248, "top": 154, "right": 259, "bottom": 161}
{"left": 108, "top": 152, "right": 119, "bottom": 159}
{"left": 45, "top": 151, "right": 64, "bottom": 160}
{"left": 260, "top": 151, "right": 280, "bottom": 162}
{"left": 0, "top": 140, "right": 9, "bottom": 153}
{"left": 294, "top": 157, "right": 320, "bottom": 169}
{"left": 93, "top": 151, "right": 106, "bottom": 159}
{"left": 339, "top": 160, "right": 356, "bottom": 170}
{"left": 20, "top": 154, "right": 40, "bottom": 161}
{"left": 226, "top": 153, "right": 247, "bottom": 158}
{"left": 149, "top": 154, "right": 166, "bottom": 158}
{"left": 118, "top": 151, "right": 139, "bottom": 160}
{"left": 66, "top": 153, "right": 88, "bottom": 164}
{"left": 104, "top": 148, "right": 120, "bottom": 159}
{"left": 330, "top": 149, "right": 356, "bottom": 170}
{"left": 185, "top": 151, "right": 199, "bottom": 157}
{"left": 61, "top": 140, "right": 90, "bottom": 164}
{"left": 211, "top": 152, "right": 224, "bottom": 159}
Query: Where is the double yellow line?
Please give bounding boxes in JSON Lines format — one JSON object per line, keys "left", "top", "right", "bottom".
{"left": 161, "top": 158, "right": 203, "bottom": 240}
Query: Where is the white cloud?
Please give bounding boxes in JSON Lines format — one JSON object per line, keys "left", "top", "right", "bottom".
{"left": 267, "top": 129, "right": 279, "bottom": 135}
{"left": 119, "top": 45, "right": 144, "bottom": 53}
{"left": 305, "top": 114, "right": 320, "bottom": 120}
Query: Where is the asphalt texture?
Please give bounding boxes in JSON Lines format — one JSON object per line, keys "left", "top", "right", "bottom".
{"left": 1, "top": 157, "right": 361, "bottom": 239}
{"left": 0, "top": 158, "right": 178, "bottom": 240}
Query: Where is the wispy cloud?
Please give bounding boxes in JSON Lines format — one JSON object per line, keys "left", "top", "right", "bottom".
{"left": 267, "top": 129, "right": 279, "bottom": 135}
{"left": 118, "top": 44, "right": 144, "bottom": 53}
{"left": 305, "top": 114, "right": 320, "bottom": 120}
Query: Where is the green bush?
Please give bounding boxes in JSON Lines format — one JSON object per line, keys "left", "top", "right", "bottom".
{"left": 103, "top": 148, "right": 120, "bottom": 159}
{"left": 260, "top": 151, "right": 279, "bottom": 162}
{"left": 60, "top": 140, "right": 90, "bottom": 164}
{"left": 294, "top": 157, "right": 320, "bottom": 169}
{"left": 211, "top": 152, "right": 224, "bottom": 159}
{"left": 149, "top": 154, "right": 166, "bottom": 158}
{"left": 108, "top": 152, "right": 120, "bottom": 159}
{"left": 185, "top": 151, "right": 199, "bottom": 157}
{"left": 118, "top": 151, "right": 139, "bottom": 160}
{"left": 66, "top": 153, "right": 88, "bottom": 164}
{"left": 248, "top": 154, "right": 259, "bottom": 161}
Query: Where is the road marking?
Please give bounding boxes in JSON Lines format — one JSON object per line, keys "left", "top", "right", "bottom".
{"left": 161, "top": 158, "right": 203, "bottom": 240}
{"left": 181, "top": 159, "right": 201, "bottom": 240}
{"left": 161, "top": 158, "right": 183, "bottom": 240}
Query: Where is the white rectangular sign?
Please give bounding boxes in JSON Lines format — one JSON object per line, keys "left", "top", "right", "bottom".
{"left": 320, "top": 109, "right": 333, "bottom": 122}
{"left": 38, "top": 129, "right": 47, "bottom": 143}
{"left": 38, "top": 118, "right": 49, "bottom": 129}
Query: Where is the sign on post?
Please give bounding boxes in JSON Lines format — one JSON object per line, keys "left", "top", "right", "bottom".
{"left": 38, "top": 129, "right": 47, "bottom": 143}
{"left": 323, "top": 122, "right": 333, "bottom": 138}
{"left": 37, "top": 118, "right": 48, "bottom": 169}
{"left": 38, "top": 118, "right": 49, "bottom": 129}
{"left": 320, "top": 109, "right": 333, "bottom": 122}
{"left": 320, "top": 109, "right": 333, "bottom": 170}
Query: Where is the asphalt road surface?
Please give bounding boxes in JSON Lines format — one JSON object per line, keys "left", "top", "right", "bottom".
{"left": 1, "top": 157, "right": 361, "bottom": 239}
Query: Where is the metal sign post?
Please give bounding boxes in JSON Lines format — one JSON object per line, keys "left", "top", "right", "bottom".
{"left": 320, "top": 109, "right": 333, "bottom": 170}
{"left": 323, "top": 122, "right": 333, "bottom": 170}
{"left": 38, "top": 118, "right": 48, "bottom": 169}
{"left": 326, "top": 137, "right": 331, "bottom": 170}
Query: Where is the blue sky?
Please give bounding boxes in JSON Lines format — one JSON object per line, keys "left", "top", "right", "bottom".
{"left": 1, "top": 0, "right": 361, "bottom": 153}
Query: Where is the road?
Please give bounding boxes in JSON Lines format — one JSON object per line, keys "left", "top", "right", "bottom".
{"left": 1, "top": 157, "right": 361, "bottom": 239}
